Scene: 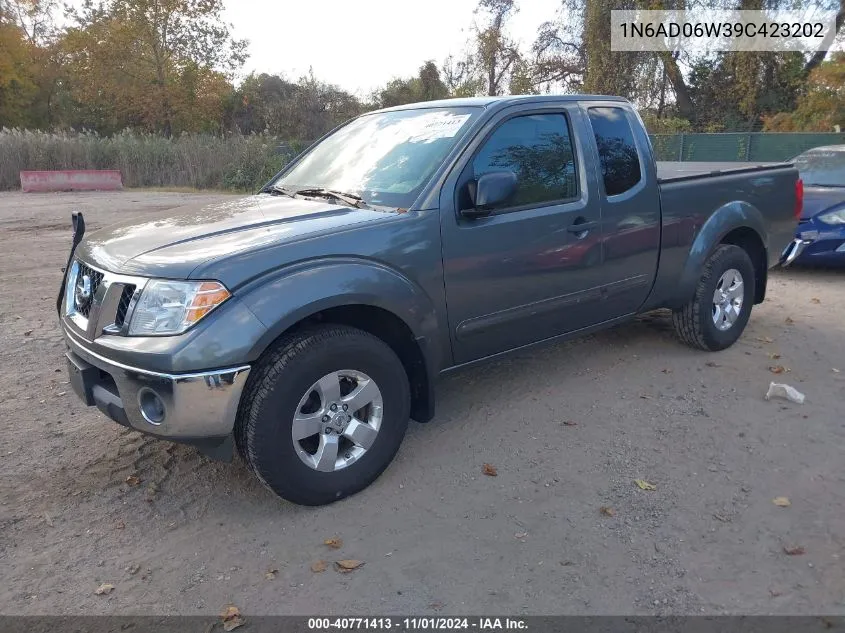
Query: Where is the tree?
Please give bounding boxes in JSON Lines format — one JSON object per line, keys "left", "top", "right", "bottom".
{"left": 227, "top": 70, "right": 364, "bottom": 141}
{"left": 802, "top": 0, "right": 845, "bottom": 77}
{"left": 63, "top": 0, "right": 248, "bottom": 134}
{"left": 653, "top": 0, "right": 845, "bottom": 128}
{"left": 764, "top": 53, "right": 845, "bottom": 131}
{"left": 375, "top": 61, "right": 449, "bottom": 108}
{"left": 0, "top": 25, "right": 35, "bottom": 127}
{"left": 3, "top": 0, "right": 57, "bottom": 43}
{"left": 442, "top": 53, "right": 485, "bottom": 97}
{"left": 0, "top": 3, "right": 38, "bottom": 127}
{"left": 475, "top": 0, "right": 522, "bottom": 96}
{"left": 532, "top": 1, "right": 586, "bottom": 93}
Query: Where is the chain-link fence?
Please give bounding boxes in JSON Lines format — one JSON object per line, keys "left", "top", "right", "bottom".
{"left": 648, "top": 133, "right": 845, "bottom": 162}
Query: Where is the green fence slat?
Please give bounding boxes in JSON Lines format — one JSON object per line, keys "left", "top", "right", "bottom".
{"left": 648, "top": 133, "right": 845, "bottom": 162}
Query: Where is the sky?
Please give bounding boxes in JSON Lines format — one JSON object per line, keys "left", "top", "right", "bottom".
{"left": 221, "top": 0, "right": 561, "bottom": 96}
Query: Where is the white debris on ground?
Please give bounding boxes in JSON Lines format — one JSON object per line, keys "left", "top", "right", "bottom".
{"left": 765, "top": 382, "right": 806, "bottom": 404}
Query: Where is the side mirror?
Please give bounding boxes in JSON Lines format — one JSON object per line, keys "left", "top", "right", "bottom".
{"left": 462, "top": 171, "right": 517, "bottom": 218}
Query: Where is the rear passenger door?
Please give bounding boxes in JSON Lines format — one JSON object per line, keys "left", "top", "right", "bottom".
{"left": 583, "top": 104, "right": 660, "bottom": 318}
{"left": 439, "top": 104, "right": 605, "bottom": 364}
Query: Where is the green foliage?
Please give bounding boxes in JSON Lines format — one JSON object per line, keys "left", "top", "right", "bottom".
{"left": 374, "top": 61, "right": 449, "bottom": 109}
{"left": 639, "top": 113, "right": 692, "bottom": 134}
{"left": 227, "top": 70, "right": 364, "bottom": 140}
{"left": 2, "top": 0, "right": 845, "bottom": 172}
{"left": 0, "top": 128, "right": 296, "bottom": 190}
{"left": 688, "top": 52, "right": 805, "bottom": 132}
{"left": 0, "top": 20, "right": 38, "bottom": 127}
{"left": 764, "top": 54, "right": 845, "bottom": 132}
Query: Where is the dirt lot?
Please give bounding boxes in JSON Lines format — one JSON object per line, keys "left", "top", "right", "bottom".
{"left": 1, "top": 191, "right": 843, "bottom": 616}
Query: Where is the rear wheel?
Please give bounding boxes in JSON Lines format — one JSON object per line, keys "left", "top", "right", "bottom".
{"left": 672, "top": 244, "right": 756, "bottom": 351}
{"left": 235, "top": 325, "right": 410, "bottom": 505}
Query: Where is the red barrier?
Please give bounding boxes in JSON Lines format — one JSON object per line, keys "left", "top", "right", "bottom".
{"left": 20, "top": 170, "right": 123, "bottom": 193}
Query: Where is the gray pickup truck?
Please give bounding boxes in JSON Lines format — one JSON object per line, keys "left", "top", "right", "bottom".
{"left": 58, "top": 95, "right": 802, "bottom": 505}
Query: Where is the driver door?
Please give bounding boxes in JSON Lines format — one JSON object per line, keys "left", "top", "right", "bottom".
{"left": 439, "top": 104, "right": 605, "bottom": 364}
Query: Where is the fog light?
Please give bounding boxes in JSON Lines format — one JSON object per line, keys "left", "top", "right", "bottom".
{"left": 138, "top": 388, "right": 165, "bottom": 426}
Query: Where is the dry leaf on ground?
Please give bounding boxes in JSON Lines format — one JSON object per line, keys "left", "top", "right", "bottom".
{"left": 114, "top": 520, "right": 125, "bottom": 530}
{"left": 224, "top": 619, "right": 244, "bottom": 632}
{"left": 785, "top": 317, "right": 795, "bottom": 325}
{"left": 769, "top": 365, "right": 789, "bottom": 374}
{"left": 757, "top": 336, "right": 774, "bottom": 343}
{"left": 220, "top": 606, "right": 244, "bottom": 632}
{"left": 482, "top": 463, "right": 498, "bottom": 477}
{"left": 600, "top": 506, "right": 616, "bottom": 517}
{"left": 324, "top": 537, "right": 343, "bottom": 549}
{"left": 769, "top": 353, "right": 781, "bottom": 360}
{"left": 773, "top": 496, "right": 791, "bottom": 507}
{"left": 783, "top": 545, "right": 805, "bottom": 556}
{"left": 335, "top": 560, "right": 364, "bottom": 573}
{"left": 811, "top": 298, "right": 821, "bottom": 304}
{"left": 310, "top": 560, "right": 327, "bottom": 573}
{"left": 94, "top": 583, "right": 114, "bottom": 595}
{"left": 124, "top": 475, "right": 141, "bottom": 487}
{"left": 265, "top": 568, "right": 278, "bottom": 580}
{"left": 634, "top": 479, "right": 657, "bottom": 491}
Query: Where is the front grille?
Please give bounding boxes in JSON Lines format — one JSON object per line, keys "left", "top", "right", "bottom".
{"left": 114, "top": 285, "right": 136, "bottom": 328}
{"left": 75, "top": 262, "right": 104, "bottom": 317}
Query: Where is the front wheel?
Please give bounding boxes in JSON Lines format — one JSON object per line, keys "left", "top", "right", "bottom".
{"left": 235, "top": 325, "right": 410, "bottom": 505}
{"left": 672, "top": 244, "right": 756, "bottom": 351}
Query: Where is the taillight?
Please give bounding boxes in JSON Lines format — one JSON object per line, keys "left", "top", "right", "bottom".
{"left": 795, "top": 178, "right": 804, "bottom": 219}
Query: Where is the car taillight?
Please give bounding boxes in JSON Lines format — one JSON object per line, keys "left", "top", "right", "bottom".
{"left": 795, "top": 178, "right": 804, "bottom": 219}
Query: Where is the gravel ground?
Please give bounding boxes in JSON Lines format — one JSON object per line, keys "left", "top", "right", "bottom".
{"left": 1, "top": 191, "right": 843, "bottom": 616}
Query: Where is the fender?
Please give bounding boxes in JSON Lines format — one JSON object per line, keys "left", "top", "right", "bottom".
{"left": 670, "top": 201, "right": 768, "bottom": 308}
{"left": 238, "top": 257, "right": 443, "bottom": 374}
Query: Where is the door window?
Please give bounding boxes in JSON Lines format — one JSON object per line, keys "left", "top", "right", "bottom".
{"left": 471, "top": 113, "right": 578, "bottom": 210}
{"left": 588, "top": 107, "right": 642, "bottom": 196}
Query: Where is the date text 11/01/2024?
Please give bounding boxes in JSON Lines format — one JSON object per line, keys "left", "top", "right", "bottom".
{"left": 307, "top": 618, "right": 528, "bottom": 630}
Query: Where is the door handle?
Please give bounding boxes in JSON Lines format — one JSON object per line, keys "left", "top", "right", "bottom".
{"left": 567, "top": 219, "right": 598, "bottom": 234}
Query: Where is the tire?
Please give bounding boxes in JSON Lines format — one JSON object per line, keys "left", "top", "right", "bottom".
{"left": 235, "top": 325, "right": 410, "bottom": 506}
{"left": 672, "top": 244, "right": 756, "bottom": 352}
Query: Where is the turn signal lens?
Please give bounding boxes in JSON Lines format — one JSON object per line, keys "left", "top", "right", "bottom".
{"left": 185, "top": 282, "right": 231, "bottom": 325}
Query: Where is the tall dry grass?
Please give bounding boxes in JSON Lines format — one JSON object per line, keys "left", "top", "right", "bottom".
{"left": 0, "top": 129, "right": 301, "bottom": 191}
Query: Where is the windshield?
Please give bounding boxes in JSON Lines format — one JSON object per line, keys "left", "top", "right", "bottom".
{"left": 273, "top": 107, "right": 479, "bottom": 208}
{"left": 793, "top": 148, "right": 845, "bottom": 187}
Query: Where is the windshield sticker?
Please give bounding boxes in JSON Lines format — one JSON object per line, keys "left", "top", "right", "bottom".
{"left": 407, "top": 113, "right": 471, "bottom": 141}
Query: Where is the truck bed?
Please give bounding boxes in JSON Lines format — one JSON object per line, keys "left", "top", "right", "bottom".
{"left": 657, "top": 161, "right": 790, "bottom": 183}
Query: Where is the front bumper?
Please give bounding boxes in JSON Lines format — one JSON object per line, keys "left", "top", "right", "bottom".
{"left": 784, "top": 220, "right": 845, "bottom": 267}
{"left": 64, "top": 325, "right": 250, "bottom": 459}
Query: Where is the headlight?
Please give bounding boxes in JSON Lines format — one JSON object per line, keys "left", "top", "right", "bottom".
{"left": 819, "top": 209, "right": 845, "bottom": 225}
{"left": 129, "top": 280, "right": 230, "bottom": 336}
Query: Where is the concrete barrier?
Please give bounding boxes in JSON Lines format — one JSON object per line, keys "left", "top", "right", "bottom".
{"left": 20, "top": 170, "right": 123, "bottom": 193}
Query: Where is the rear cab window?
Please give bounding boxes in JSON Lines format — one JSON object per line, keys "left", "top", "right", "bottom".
{"left": 587, "top": 107, "right": 642, "bottom": 196}
{"left": 470, "top": 113, "right": 578, "bottom": 211}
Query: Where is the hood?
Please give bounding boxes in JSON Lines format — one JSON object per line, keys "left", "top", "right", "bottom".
{"left": 801, "top": 186, "right": 845, "bottom": 220}
{"left": 75, "top": 194, "right": 395, "bottom": 278}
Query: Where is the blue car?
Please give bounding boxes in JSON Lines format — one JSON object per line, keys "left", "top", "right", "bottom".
{"left": 786, "top": 145, "right": 845, "bottom": 266}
